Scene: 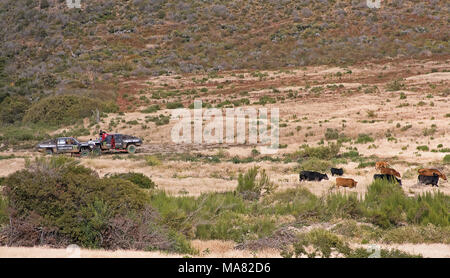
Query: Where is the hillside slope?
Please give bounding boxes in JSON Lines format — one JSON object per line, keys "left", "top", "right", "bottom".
{"left": 0, "top": 0, "right": 448, "bottom": 99}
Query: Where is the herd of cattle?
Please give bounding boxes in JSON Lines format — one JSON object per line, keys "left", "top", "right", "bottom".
{"left": 299, "top": 161, "right": 447, "bottom": 188}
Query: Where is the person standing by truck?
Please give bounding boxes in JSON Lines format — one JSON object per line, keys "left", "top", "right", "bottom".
{"left": 111, "top": 135, "right": 116, "bottom": 149}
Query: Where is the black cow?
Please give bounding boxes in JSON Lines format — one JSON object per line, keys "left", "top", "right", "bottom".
{"left": 418, "top": 174, "right": 439, "bottom": 187}
{"left": 331, "top": 168, "right": 344, "bottom": 176}
{"left": 373, "top": 174, "right": 402, "bottom": 186}
{"left": 299, "top": 171, "right": 329, "bottom": 182}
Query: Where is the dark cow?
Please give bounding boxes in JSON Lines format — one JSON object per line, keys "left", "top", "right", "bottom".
{"left": 299, "top": 171, "right": 329, "bottom": 182}
{"left": 331, "top": 168, "right": 344, "bottom": 176}
{"left": 373, "top": 174, "right": 402, "bottom": 186}
{"left": 418, "top": 174, "right": 439, "bottom": 187}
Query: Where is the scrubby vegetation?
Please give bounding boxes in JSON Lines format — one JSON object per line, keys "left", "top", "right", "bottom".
{"left": 0, "top": 157, "right": 192, "bottom": 253}
{"left": 23, "top": 95, "right": 118, "bottom": 126}
{"left": 444, "top": 155, "right": 450, "bottom": 164}
{"left": 236, "top": 167, "right": 277, "bottom": 200}
{"left": 285, "top": 228, "right": 421, "bottom": 258}
{"left": 108, "top": 172, "right": 157, "bottom": 189}
{"left": 0, "top": 0, "right": 448, "bottom": 103}
{"left": 0, "top": 158, "right": 448, "bottom": 256}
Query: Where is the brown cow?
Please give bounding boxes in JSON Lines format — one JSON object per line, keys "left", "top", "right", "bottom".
{"left": 336, "top": 178, "right": 358, "bottom": 188}
{"left": 375, "top": 161, "right": 390, "bottom": 170}
{"left": 418, "top": 169, "right": 447, "bottom": 181}
{"left": 380, "top": 167, "right": 401, "bottom": 178}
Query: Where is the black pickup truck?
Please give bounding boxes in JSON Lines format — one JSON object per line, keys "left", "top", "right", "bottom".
{"left": 36, "top": 137, "right": 94, "bottom": 156}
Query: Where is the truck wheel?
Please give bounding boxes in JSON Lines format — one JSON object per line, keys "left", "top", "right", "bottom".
{"left": 80, "top": 149, "right": 90, "bottom": 157}
{"left": 127, "top": 144, "right": 136, "bottom": 154}
{"left": 46, "top": 149, "right": 53, "bottom": 155}
{"left": 92, "top": 148, "right": 101, "bottom": 156}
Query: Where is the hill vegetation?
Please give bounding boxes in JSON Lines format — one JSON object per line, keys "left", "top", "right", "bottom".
{"left": 0, "top": 0, "right": 448, "bottom": 100}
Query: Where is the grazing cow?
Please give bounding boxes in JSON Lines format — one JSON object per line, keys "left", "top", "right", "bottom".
{"left": 380, "top": 167, "right": 401, "bottom": 178}
{"left": 418, "top": 174, "right": 439, "bottom": 187}
{"left": 418, "top": 169, "right": 447, "bottom": 181}
{"left": 331, "top": 168, "right": 344, "bottom": 176}
{"left": 373, "top": 174, "right": 402, "bottom": 186}
{"left": 299, "top": 171, "right": 329, "bottom": 182}
{"left": 336, "top": 178, "right": 357, "bottom": 188}
{"left": 375, "top": 161, "right": 390, "bottom": 170}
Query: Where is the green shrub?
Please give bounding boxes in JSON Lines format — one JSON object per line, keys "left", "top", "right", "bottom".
{"left": 196, "top": 212, "right": 276, "bottom": 242}
{"left": 166, "top": 102, "right": 184, "bottom": 109}
{"left": 149, "top": 190, "right": 262, "bottom": 242}
{"left": 362, "top": 179, "right": 410, "bottom": 228}
{"left": 23, "top": 95, "right": 112, "bottom": 126}
{"left": 109, "top": 172, "right": 157, "bottom": 189}
{"left": 0, "top": 195, "right": 7, "bottom": 225}
{"left": 236, "top": 167, "right": 277, "bottom": 200}
{"left": 357, "top": 161, "right": 376, "bottom": 168}
{"left": 291, "top": 143, "right": 341, "bottom": 161}
{"left": 348, "top": 247, "right": 421, "bottom": 258}
{"left": 142, "top": 104, "right": 160, "bottom": 113}
{"left": 255, "top": 96, "right": 276, "bottom": 105}
{"left": 260, "top": 187, "right": 321, "bottom": 217}
{"left": 382, "top": 225, "right": 450, "bottom": 244}
{"left": 289, "top": 229, "right": 421, "bottom": 258}
{"left": 355, "top": 134, "right": 374, "bottom": 144}
{"left": 298, "top": 158, "right": 332, "bottom": 172}
{"left": 146, "top": 114, "right": 170, "bottom": 125}
{"left": 444, "top": 155, "right": 450, "bottom": 164}
{"left": 146, "top": 155, "right": 162, "bottom": 166}
{"left": 406, "top": 191, "right": 449, "bottom": 227}
{"left": 416, "top": 145, "right": 429, "bottom": 151}
{"left": 325, "top": 192, "right": 362, "bottom": 219}
{"left": 2, "top": 157, "right": 192, "bottom": 253}
{"left": 0, "top": 124, "right": 50, "bottom": 143}
{"left": 423, "top": 127, "right": 436, "bottom": 136}
{"left": 0, "top": 96, "right": 31, "bottom": 124}
{"left": 324, "top": 128, "right": 339, "bottom": 140}
{"left": 293, "top": 228, "right": 352, "bottom": 258}
{"left": 386, "top": 79, "right": 405, "bottom": 91}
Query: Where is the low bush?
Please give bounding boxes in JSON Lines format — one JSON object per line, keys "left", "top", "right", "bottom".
{"left": 108, "top": 172, "right": 157, "bottom": 189}
{"left": 236, "top": 167, "right": 277, "bottom": 200}
{"left": 362, "top": 180, "right": 449, "bottom": 228}
{"left": 0, "top": 96, "right": 31, "bottom": 124}
{"left": 298, "top": 158, "right": 333, "bottom": 172}
{"left": 381, "top": 225, "right": 450, "bottom": 244}
{"left": 142, "top": 104, "right": 160, "bottom": 113}
{"left": 362, "top": 179, "right": 410, "bottom": 228}
{"left": 355, "top": 134, "right": 374, "bottom": 144}
{"left": 292, "top": 228, "right": 352, "bottom": 258}
{"left": 443, "top": 155, "right": 450, "bottom": 164}
{"left": 0, "top": 195, "right": 7, "bottom": 225}
{"left": 386, "top": 79, "right": 405, "bottom": 91}
{"left": 146, "top": 155, "right": 162, "bottom": 166}
{"left": 0, "top": 124, "right": 50, "bottom": 144}
{"left": 288, "top": 229, "right": 421, "bottom": 258}
{"left": 325, "top": 192, "right": 362, "bottom": 219}
{"left": 1, "top": 156, "right": 192, "bottom": 253}
{"left": 23, "top": 95, "right": 116, "bottom": 126}
{"left": 417, "top": 145, "right": 429, "bottom": 151}
{"left": 166, "top": 102, "right": 184, "bottom": 109}
{"left": 289, "top": 143, "right": 341, "bottom": 161}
